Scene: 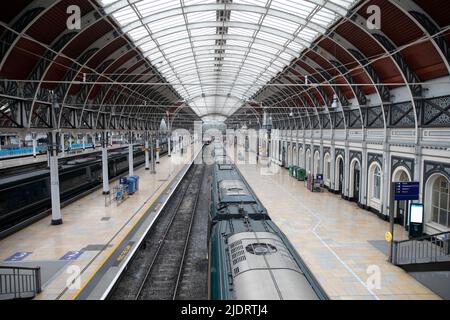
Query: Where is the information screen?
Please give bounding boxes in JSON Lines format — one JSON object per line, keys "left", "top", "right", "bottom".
{"left": 410, "top": 203, "right": 424, "bottom": 224}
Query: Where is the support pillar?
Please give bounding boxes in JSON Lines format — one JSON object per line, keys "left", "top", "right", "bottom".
{"left": 60, "top": 133, "right": 65, "bottom": 157}
{"left": 82, "top": 135, "right": 86, "bottom": 151}
{"left": 49, "top": 131, "right": 62, "bottom": 225}
{"left": 102, "top": 132, "right": 110, "bottom": 195}
{"left": 360, "top": 141, "right": 368, "bottom": 207}
{"left": 415, "top": 145, "right": 423, "bottom": 202}
{"left": 128, "top": 133, "right": 134, "bottom": 177}
{"left": 344, "top": 143, "right": 350, "bottom": 198}
{"left": 150, "top": 134, "right": 156, "bottom": 174}
{"left": 145, "top": 132, "right": 150, "bottom": 171}
{"left": 330, "top": 144, "right": 336, "bottom": 190}
{"left": 32, "top": 133, "right": 37, "bottom": 158}
{"left": 319, "top": 142, "right": 324, "bottom": 175}
{"left": 92, "top": 133, "right": 96, "bottom": 150}
{"left": 383, "top": 140, "right": 392, "bottom": 218}
{"left": 168, "top": 132, "right": 172, "bottom": 157}
{"left": 156, "top": 138, "right": 160, "bottom": 163}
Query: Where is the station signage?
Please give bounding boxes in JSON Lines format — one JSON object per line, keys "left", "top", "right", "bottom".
{"left": 394, "top": 182, "right": 420, "bottom": 201}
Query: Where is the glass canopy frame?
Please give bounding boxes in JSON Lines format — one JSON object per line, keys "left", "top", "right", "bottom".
{"left": 99, "top": 0, "right": 357, "bottom": 117}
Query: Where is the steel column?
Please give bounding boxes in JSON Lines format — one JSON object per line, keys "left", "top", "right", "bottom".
{"left": 102, "top": 132, "right": 110, "bottom": 195}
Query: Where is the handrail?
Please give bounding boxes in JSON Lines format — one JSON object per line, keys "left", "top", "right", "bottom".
{"left": 0, "top": 266, "right": 41, "bottom": 271}
{"left": 395, "top": 231, "right": 450, "bottom": 244}
{"left": 392, "top": 231, "right": 450, "bottom": 266}
{"left": 0, "top": 265, "right": 42, "bottom": 300}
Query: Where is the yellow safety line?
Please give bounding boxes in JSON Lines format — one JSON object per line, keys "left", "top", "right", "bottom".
{"left": 70, "top": 165, "right": 184, "bottom": 300}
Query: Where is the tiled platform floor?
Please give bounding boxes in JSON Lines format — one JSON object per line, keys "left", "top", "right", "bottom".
{"left": 233, "top": 154, "right": 441, "bottom": 300}
{"left": 0, "top": 150, "right": 191, "bottom": 300}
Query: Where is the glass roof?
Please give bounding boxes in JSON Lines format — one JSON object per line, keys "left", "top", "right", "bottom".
{"left": 99, "top": 0, "right": 357, "bottom": 117}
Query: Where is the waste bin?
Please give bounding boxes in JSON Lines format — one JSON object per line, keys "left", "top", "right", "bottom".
{"left": 296, "top": 168, "right": 306, "bottom": 181}
{"left": 127, "top": 177, "right": 137, "bottom": 194}
{"left": 291, "top": 166, "right": 298, "bottom": 179}
{"left": 129, "top": 176, "right": 140, "bottom": 192}
{"left": 288, "top": 165, "right": 294, "bottom": 177}
{"left": 120, "top": 176, "right": 137, "bottom": 194}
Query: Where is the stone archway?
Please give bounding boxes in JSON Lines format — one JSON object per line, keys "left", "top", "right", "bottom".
{"left": 306, "top": 149, "right": 311, "bottom": 174}
{"left": 313, "top": 150, "right": 320, "bottom": 177}
{"left": 335, "top": 156, "right": 344, "bottom": 194}
{"left": 392, "top": 166, "right": 412, "bottom": 228}
{"left": 367, "top": 162, "right": 383, "bottom": 213}
{"left": 349, "top": 158, "right": 361, "bottom": 203}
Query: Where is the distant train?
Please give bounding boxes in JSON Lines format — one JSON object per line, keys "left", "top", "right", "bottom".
{"left": 0, "top": 140, "right": 168, "bottom": 237}
{"left": 208, "top": 144, "right": 327, "bottom": 300}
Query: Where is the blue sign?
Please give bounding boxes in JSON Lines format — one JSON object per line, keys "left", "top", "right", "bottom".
{"left": 5, "top": 252, "right": 32, "bottom": 262}
{"left": 60, "top": 251, "right": 83, "bottom": 261}
{"left": 394, "top": 182, "right": 420, "bottom": 201}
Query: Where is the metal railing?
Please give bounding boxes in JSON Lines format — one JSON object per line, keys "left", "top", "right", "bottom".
{"left": 0, "top": 266, "right": 42, "bottom": 300}
{"left": 393, "top": 231, "right": 450, "bottom": 266}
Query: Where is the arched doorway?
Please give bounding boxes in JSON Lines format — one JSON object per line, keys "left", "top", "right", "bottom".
{"left": 293, "top": 146, "right": 298, "bottom": 166}
{"left": 392, "top": 167, "right": 411, "bottom": 228}
{"left": 282, "top": 145, "right": 287, "bottom": 167}
{"left": 368, "top": 162, "right": 383, "bottom": 213}
{"left": 324, "top": 153, "right": 331, "bottom": 188}
{"left": 288, "top": 143, "right": 292, "bottom": 166}
{"left": 305, "top": 149, "right": 311, "bottom": 174}
{"left": 313, "top": 151, "right": 320, "bottom": 177}
{"left": 349, "top": 159, "right": 361, "bottom": 203}
{"left": 278, "top": 141, "right": 282, "bottom": 162}
{"left": 299, "top": 148, "right": 304, "bottom": 168}
{"left": 335, "top": 156, "right": 344, "bottom": 194}
{"left": 425, "top": 174, "right": 450, "bottom": 233}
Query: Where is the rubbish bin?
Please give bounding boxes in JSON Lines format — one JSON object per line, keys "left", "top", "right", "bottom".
{"left": 296, "top": 168, "right": 306, "bottom": 181}
{"left": 130, "top": 175, "right": 140, "bottom": 192}
{"left": 127, "top": 176, "right": 137, "bottom": 194}
{"left": 291, "top": 166, "right": 298, "bottom": 179}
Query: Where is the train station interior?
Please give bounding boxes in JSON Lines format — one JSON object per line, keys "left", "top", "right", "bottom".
{"left": 1, "top": 0, "right": 450, "bottom": 304}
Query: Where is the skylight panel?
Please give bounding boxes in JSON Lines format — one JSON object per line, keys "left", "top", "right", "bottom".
{"left": 263, "top": 15, "right": 299, "bottom": 35}
{"left": 100, "top": 0, "right": 356, "bottom": 117}
{"left": 231, "top": 11, "right": 261, "bottom": 24}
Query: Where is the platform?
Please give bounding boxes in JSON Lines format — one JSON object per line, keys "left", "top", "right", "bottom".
{"left": 0, "top": 147, "right": 196, "bottom": 300}
{"left": 0, "top": 144, "right": 127, "bottom": 170}
{"left": 233, "top": 154, "right": 441, "bottom": 300}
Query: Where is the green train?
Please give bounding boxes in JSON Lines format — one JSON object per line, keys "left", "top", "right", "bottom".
{"left": 208, "top": 144, "right": 328, "bottom": 300}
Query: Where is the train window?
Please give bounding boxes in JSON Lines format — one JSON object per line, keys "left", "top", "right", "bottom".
{"left": 246, "top": 243, "right": 277, "bottom": 255}
{"left": 218, "top": 164, "right": 233, "bottom": 170}
{"left": 219, "top": 180, "right": 249, "bottom": 196}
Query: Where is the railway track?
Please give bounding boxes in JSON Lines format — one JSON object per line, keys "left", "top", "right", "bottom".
{"left": 108, "top": 162, "right": 207, "bottom": 300}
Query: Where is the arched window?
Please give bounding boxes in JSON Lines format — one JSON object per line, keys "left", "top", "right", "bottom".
{"left": 314, "top": 151, "right": 320, "bottom": 176}
{"left": 324, "top": 154, "right": 331, "bottom": 182}
{"left": 373, "top": 166, "right": 382, "bottom": 200}
{"left": 306, "top": 150, "right": 311, "bottom": 173}
{"left": 431, "top": 176, "right": 450, "bottom": 228}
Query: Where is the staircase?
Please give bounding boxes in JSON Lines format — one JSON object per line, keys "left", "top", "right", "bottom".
{"left": 393, "top": 231, "right": 450, "bottom": 272}
{"left": 0, "top": 266, "right": 42, "bottom": 300}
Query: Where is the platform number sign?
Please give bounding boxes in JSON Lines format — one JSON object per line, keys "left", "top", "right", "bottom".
{"left": 4, "top": 252, "right": 32, "bottom": 262}
{"left": 60, "top": 251, "right": 83, "bottom": 261}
